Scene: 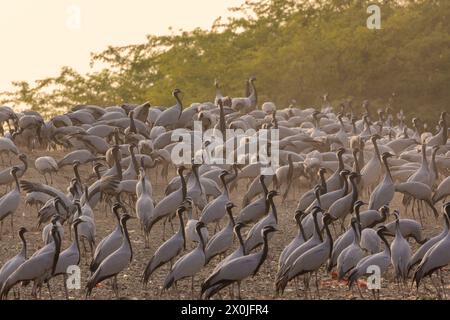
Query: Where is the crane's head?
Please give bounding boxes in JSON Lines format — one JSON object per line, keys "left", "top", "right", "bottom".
{"left": 443, "top": 202, "right": 450, "bottom": 217}
{"left": 18, "top": 153, "right": 27, "bottom": 162}
{"left": 129, "top": 143, "right": 137, "bottom": 151}
{"left": 314, "top": 184, "right": 323, "bottom": 194}
{"left": 220, "top": 170, "right": 229, "bottom": 179}
{"left": 294, "top": 210, "right": 306, "bottom": 222}
{"left": 10, "top": 166, "right": 19, "bottom": 176}
{"left": 393, "top": 210, "right": 400, "bottom": 221}
{"left": 349, "top": 172, "right": 361, "bottom": 179}
{"left": 353, "top": 200, "right": 366, "bottom": 211}
{"left": 226, "top": 202, "right": 236, "bottom": 211}
{"left": 72, "top": 218, "right": 84, "bottom": 229}
{"left": 267, "top": 190, "right": 280, "bottom": 200}
{"left": 261, "top": 225, "right": 277, "bottom": 238}
{"left": 339, "top": 169, "right": 351, "bottom": 178}
{"left": 176, "top": 205, "right": 186, "bottom": 217}
{"left": 183, "top": 197, "right": 194, "bottom": 209}
{"left": 234, "top": 222, "right": 246, "bottom": 233}
{"left": 322, "top": 213, "right": 334, "bottom": 225}
{"left": 362, "top": 100, "right": 370, "bottom": 108}
{"left": 18, "top": 227, "right": 28, "bottom": 236}
{"left": 93, "top": 162, "right": 104, "bottom": 170}
{"left": 376, "top": 225, "right": 388, "bottom": 236}
{"left": 337, "top": 147, "right": 346, "bottom": 156}
{"left": 72, "top": 160, "right": 81, "bottom": 168}
{"left": 259, "top": 174, "right": 266, "bottom": 183}
{"left": 54, "top": 196, "right": 63, "bottom": 207}
{"left": 173, "top": 88, "right": 182, "bottom": 97}
{"left": 382, "top": 152, "right": 394, "bottom": 160}
{"left": 311, "top": 206, "right": 323, "bottom": 217}
{"left": 371, "top": 133, "right": 381, "bottom": 141}
{"left": 112, "top": 144, "right": 121, "bottom": 154}
{"left": 195, "top": 221, "right": 206, "bottom": 233}
{"left": 113, "top": 202, "right": 126, "bottom": 213}
{"left": 120, "top": 213, "right": 133, "bottom": 225}
{"left": 50, "top": 214, "right": 60, "bottom": 225}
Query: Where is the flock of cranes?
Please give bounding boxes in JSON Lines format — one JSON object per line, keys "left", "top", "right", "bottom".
{"left": 0, "top": 78, "right": 449, "bottom": 300}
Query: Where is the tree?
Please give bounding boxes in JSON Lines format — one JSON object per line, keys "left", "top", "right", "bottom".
{"left": 1, "top": 0, "right": 448, "bottom": 123}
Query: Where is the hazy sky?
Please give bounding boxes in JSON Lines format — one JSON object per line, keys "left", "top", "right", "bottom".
{"left": 0, "top": 0, "right": 243, "bottom": 92}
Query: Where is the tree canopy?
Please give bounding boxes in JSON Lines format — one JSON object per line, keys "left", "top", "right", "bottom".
{"left": 1, "top": 0, "right": 449, "bottom": 122}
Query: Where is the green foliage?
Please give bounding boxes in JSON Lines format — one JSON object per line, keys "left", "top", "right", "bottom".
{"left": 1, "top": 0, "right": 449, "bottom": 121}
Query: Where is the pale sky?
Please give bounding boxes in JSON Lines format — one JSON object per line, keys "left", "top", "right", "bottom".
{"left": 0, "top": 0, "right": 243, "bottom": 92}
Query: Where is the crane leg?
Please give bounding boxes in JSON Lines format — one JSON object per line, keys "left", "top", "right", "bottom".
{"left": 104, "top": 199, "right": 109, "bottom": 217}
{"left": 237, "top": 281, "right": 242, "bottom": 300}
{"left": 63, "top": 274, "right": 69, "bottom": 300}
{"left": 162, "top": 219, "right": 167, "bottom": 241}
{"left": 357, "top": 282, "right": 364, "bottom": 299}
{"left": 331, "top": 222, "right": 338, "bottom": 236}
{"left": 81, "top": 238, "right": 87, "bottom": 259}
{"left": 89, "top": 241, "right": 94, "bottom": 260}
{"left": 416, "top": 200, "right": 421, "bottom": 221}
{"left": 214, "top": 221, "right": 220, "bottom": 233}
{"left": 438, "top": 269, "right": 446, "bottom": 299}
{"left": 295, "top": 278, "right": 303, "bottom": 297}
{"left": 314, "top": 271, "right": 321, "bottom": 299}
{"left": 111, "top": 276, "right": 116, "bottom": 298}
{"left": 31, "top": 283, "right": 37, "bottom": 299}
{"left": 293, "top": 277, "right": 298, "bottom": 296}
{"left": 47, "top": 282, "right": 53, "bottom": 300}
{"left": 371, "top": 289, "right": 376, "bottom": 300}
{"left": 10, "top": 214, "right": 13, "bottom": 238}
{"left": 430, "top": 274, "right": 442, "bottom": 299}
{"left": 417, "top": 201, "right": 424, "bottom": 226}
{"left": 303, "top": 275, "right": 310, "bottom": 298}
{"left": 340, "top": 218, "right": 346, "bottom": 233}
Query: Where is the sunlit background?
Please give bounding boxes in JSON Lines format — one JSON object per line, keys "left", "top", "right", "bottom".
{"left": 0, "top": 1, "right": 447, "bottom": 121}
{"left": 0, "top": 0, "right": 243, "bottom": 91}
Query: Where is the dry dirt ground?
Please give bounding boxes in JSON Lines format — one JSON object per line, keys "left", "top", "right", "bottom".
{"left": 0, "top": 149, "right": 448, "bottom": 300}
